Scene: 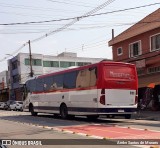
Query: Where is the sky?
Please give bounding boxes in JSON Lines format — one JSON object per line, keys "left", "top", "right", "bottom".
{"left": 0, "top": 0, "right": 159, "bottom": 72}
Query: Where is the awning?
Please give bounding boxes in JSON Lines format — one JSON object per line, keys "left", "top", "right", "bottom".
{"left": 139, "top": 82, "right": 160, "bottom": 88}
{"left": 147, "top": 83, "right": 155, "bottom": 88}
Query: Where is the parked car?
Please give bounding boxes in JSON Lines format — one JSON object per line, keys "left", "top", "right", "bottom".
{"left": 9, "top": 101, "right": 23, "bottom": 111}
{"left": 0, "top": 102, "right": 4, "bottom": 109}
{"left": 15, "top": 101, "right": 23, "bottom": 111}
{"left": 0, "top": 102, "right": 8, "bottom": 110}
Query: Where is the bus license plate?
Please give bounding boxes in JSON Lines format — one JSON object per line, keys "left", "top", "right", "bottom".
{"left": 118, "top": 109, "right": 124, "bottom": 112}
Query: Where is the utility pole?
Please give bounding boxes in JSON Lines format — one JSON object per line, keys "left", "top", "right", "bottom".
{"left": 112, "top": 29, "right": 114, "bottom": 39}
{"left": 28, "top": 40, "right": 33, "bottom": 77}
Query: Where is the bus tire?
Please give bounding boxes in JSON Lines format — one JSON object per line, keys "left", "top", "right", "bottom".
{"left": 68, "top": 115, "right": 75, "bottom": 119}
{"left": 125, "top": 114, "right": 131, "bottom": 119}
{"left": 29, "top": 104, "right": 37, "bottom": 116}
{"left": 87, "top": 115, "right": 99, "bottom": 120}
{"left": 60, "top": 104, "right": 68, "bottom": 119}
{"left": 53, "top": 114, "right": 59, "bottom": 118}
{"left": 20, "top": 108, "right": 23, "bottom": 112}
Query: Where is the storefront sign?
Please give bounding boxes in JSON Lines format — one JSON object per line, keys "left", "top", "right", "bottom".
{"left": 136, "top": 59, "right": 146, "bottom": 68}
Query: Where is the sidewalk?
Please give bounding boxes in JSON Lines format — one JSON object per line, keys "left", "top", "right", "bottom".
{"left": 133, "top": 110, "right": 160, "bottom": 121}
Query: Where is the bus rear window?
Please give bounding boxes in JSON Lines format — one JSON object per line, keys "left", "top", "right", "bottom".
{"left": 105, "top": 65, "right": 136, "bottom": 80}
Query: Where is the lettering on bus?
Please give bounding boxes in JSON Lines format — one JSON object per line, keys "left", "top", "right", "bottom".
{"left": 109, "top": 71, "right": 134, "bottom": 80}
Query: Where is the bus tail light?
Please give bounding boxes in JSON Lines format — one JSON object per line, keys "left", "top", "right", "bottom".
{"left": 100, "top": 95, "right": 105, "bottom": 105}
{"left": 101, "top": 89, "right": 105, "bottom": 94}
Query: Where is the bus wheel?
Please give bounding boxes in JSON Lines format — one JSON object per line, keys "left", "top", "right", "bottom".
{"left": 87, "top": 115, "right": 99, "bottom": 120}
{"left": 68, "top": 115, "right": 75, "bottom": 119}
{"left": 60, "top": 104, "right": 68, "bottom": 119}
{"left": 53, "top": 114, "right": 59, "bottom": 118}
{"left": 125, "top": 114, "right": 131, "bottom": 119}
{"left": 30, "top": 104, "right": 37, "bottom": 116}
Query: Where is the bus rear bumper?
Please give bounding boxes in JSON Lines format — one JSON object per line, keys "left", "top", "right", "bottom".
{"left": 96, "top": 107, "right": 137, "bottom": 114}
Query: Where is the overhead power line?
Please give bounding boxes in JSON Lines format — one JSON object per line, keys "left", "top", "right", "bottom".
{"left": 0, "top": 19, "right": 160, "bottom": 34}
{"left": 0, "top": 0, "right": 116, "bottom": 62}
{"left": 0, "top": 2, "right": 159, "bottom": 26}
{"left": 0, "top": 20, "right": 159, "bottom": 35}
{"left": 31, "top": 0, "right": 116, "bottom": 43}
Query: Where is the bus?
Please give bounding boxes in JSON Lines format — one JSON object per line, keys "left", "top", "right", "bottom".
{"left": 23, "top": 61, "right": 138, "bottom": 119}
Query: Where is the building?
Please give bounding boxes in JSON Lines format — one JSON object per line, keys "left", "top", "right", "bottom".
{"left": 108, "top": 8, "right": 160, "bottom": 110}
{"left": 8, "top": 52, "right": 108, "bottom": 101}
{"left": 0, "top": 71, "right": 9, "bottom": 102}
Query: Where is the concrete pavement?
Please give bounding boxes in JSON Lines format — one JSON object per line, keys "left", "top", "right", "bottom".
{"left": 133, "top": 110, "right": 160, "bottom": 121}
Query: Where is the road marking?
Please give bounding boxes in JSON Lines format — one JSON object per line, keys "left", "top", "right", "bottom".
{"left": 60, "top": 124, "right": 160, "bottom": 140}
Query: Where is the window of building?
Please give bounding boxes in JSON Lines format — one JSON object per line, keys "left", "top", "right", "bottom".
{"left": 60, "top": 61, "right": 75, "bottom": 68}
{"left": 43, "top": 61, "right": 59, "bottom": 67}
{"left": 137, "top": 68, "right": 145, "bottom": 76}
{"left": 117, "top": 47, "right": 123, "bottom": 56}
{"left": 24, "top": 58, "right": 42, "bottom": 66}
{"left": 25, "top": 59, "right": 30, "bottom": 65}
{"left": 129, "top": 41, "right": 141, "bottom": 57}
{"left": 76, "top": 62, "right": 91, "bottom": 66}
{"left": 150, "top": 33, "right": 160, "bottom": 51}
{"left": 148, "top": 66, "right": 160, "bottom": 74}
{"left": 33, "top": 59, "right": 42, "bottom": 66}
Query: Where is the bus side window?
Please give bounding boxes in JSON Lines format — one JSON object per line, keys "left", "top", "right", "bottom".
{"left": 26, "top": 81, "right": 30, "bottom": 93}
{"left": 63, "top": 71, "right": 77, "bottom": 89}
{"left": 76, "top": 69, "right": 90, "bottom": 88}
{"left": 35, "top": 78, "right": 44, "bottom": 92}
{"left": 89, "top": 67, "right": 97, "bottom": 86}
{"left": 54, "top": 74, "right": 64, "bottom": 89}
{"left": 50, "top": 82, "right": 58, "bottom": 90}
{"left": 76, "top": 67, "right": 97, "bottom": 88}
{"left": 44, "top": 76, "right": 54, "bottom": 91}
{"left": 26, "top": 79, "right": 36, "bottom": 93}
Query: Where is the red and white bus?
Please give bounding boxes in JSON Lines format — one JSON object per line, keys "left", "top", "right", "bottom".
{"left": 23, "top": 61, "right": 138, "bottom": 119}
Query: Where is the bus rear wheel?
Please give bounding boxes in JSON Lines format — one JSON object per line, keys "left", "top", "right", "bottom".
{"left": 125, "top": 114, "right": 131, "bottom": 119}
{"left": 87, "top": 115, "right": 99, "bottom": 120}
{"left": 30, "top": 104, "right": 37, "bottom": 116}
{"left": 60, "top": 104, "right": 68, "bottom": 119}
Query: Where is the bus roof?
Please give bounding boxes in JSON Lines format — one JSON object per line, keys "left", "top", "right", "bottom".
{"left": 38, "top": 61, "right": 135, "bottom": 79}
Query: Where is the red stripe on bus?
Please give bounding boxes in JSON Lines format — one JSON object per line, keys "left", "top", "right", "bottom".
{"left": 32, "top": 86, "right": 97, "bottom": 94}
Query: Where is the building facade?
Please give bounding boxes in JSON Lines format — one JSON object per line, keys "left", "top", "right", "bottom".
{"left": 8, "top": 52, "right": 107, "bottom": 101}
{"left": 108, "top": 9, "right": 160, "bottom": 110}
{"left": 0, "top": 71, "right": 9, "bottom": 102}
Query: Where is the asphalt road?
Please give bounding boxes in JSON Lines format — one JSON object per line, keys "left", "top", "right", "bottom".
{"left": 0, "top": 110, "right": 159, "bottom": 148}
